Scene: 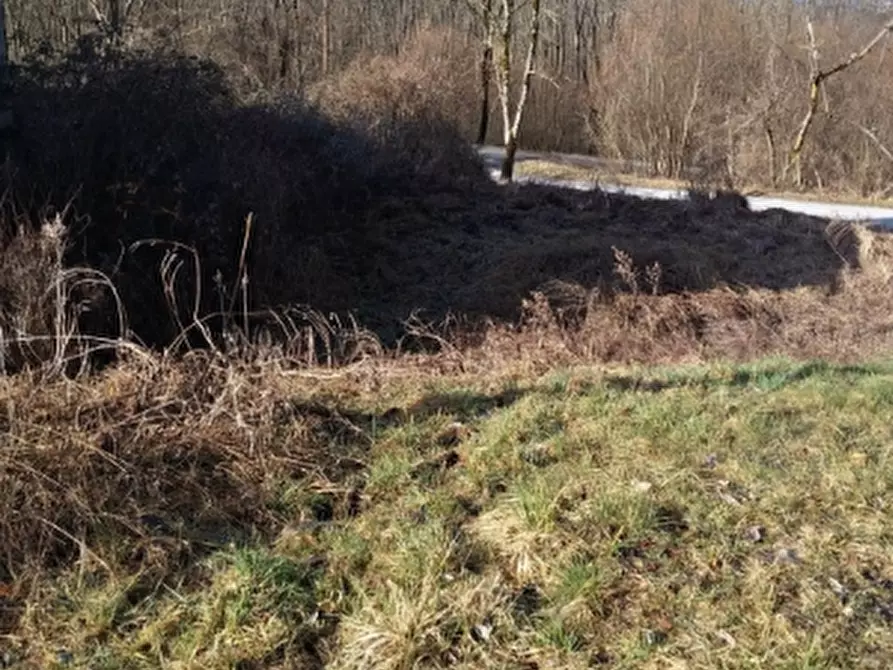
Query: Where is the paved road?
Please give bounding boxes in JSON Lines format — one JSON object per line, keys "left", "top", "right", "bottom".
{"left": 477, "top": 144, "right": 893, "bottom": 229}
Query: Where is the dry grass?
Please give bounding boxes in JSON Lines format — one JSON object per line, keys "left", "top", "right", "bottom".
{"left": 0, "top": 350, "right": 379, "bottom": 667}
{"left": 515, "top": 159, "right": 893, "bottom": 208}
{"left": 5, "top": 164, "right": 893, "bottom": 367}
{"left": 5, "top": 43, "right": 893, "bottom": 665}
{"left": 2, "top": 213, "right": 893, "bottom": 666}
{"left": 4, "top": 344, "right": 893, "bottom": 667}
{"left": 2, "top": 208, "right": 893, "bottom": 668}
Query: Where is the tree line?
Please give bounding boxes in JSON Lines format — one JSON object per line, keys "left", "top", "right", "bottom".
{"left": 5, "top": 0, "right": 893, "bottom": 194}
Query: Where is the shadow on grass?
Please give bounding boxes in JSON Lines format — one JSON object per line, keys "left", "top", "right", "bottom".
{"left": 400, "top": 387, "right": 525, "bottom": 422}
{"left": 604, "top": 360, "right": 893, "bottom": 394}
{"left": 283, "top": 387, "right": 524, "bottom": 440}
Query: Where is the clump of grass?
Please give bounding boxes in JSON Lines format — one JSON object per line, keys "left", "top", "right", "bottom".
{"left": 0, "top": 214, "right": 72, "bottom": 372}
{"left": 0, "top": 212, "right": 127, "bottom": 374}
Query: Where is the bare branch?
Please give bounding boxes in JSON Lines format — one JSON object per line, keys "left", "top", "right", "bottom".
{"left": 854, "top": 123, "right": 893, "bottom": 164}
{"left": 678, "top": 53, "right": 703, "bottom": 179}
{"left": 786, "top": 16, "right": 893, "bottom": 186}
{"left": 509, "top": 0, "right": 541, "bottom": 139}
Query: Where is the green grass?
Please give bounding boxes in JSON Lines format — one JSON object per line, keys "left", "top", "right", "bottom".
{"left": 11, "top": 357, "right": 893, "bottom": 668}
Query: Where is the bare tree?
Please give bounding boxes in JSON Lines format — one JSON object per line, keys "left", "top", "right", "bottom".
{"left": 5, "top": 0, "right": 893, "bottom": 195}
{"left": 0, "top": 0, "right": 12, "bottom": 132}
{"left": 321, "top": 0, "right": 330, "bottom": 75}
{"left": 785, "top": 14, "right": 893, "bottom": 186}
{"left": 88, "top": 0, "right": 146, "bottom": 45}
{"left": 467, "top": 0, "right": 495, "bottom": 145}
{"left": 494, "top": 0, "right": 543, "bottom": 181}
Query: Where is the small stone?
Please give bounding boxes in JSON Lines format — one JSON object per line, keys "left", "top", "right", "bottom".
{"left": 828, "top": 577, "right": 848, "bottom": 601}
{"left": 744, "top": 525, "right": 766, "bottom": 543}
{"left": 716, "top": 630, "right": 737, "bottom": 647}
{"left": 471, "top": 622, "right": 493, "bottom": 643}
{"left": 631, "top": 480, "right": 653, "bottom": 493}
{"left": 774, "top": 548, "right": 801, "bottom": 565}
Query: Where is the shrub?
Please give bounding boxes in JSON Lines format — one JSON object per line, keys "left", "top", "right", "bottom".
{"left": 2, "top": 38, "right": 487, "bottom": 351}
{"left": 312, "top": 26, "right": 485, "bottom": 193}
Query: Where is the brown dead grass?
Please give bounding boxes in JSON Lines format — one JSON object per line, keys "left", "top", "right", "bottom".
{"left": 3, "top": 223, "right": 893, "bottom": 662}
{"left": 515, "top": 158, "right": 893, "bottom": 209}
{"left": 4, "top": 174, "right": 893, "bottom": 367}
{"left": 5, "top": 214, "right": 891, "bottom": 571}
{"left": 0, "top": 352, "right": 374, "bottom": 580}
{"left": 364, "top": 180, "right": 875, "bottom": 335}
{"left": 471, "top": 271, "right": 893, "bottom": 373}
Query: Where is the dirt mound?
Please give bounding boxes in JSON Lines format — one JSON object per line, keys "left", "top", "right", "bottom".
{"left": 356, "top": 181, "right": 870, "bottom": 331}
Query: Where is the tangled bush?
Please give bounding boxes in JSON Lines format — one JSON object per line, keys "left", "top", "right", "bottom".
{"left": 312, "top": 26, "right": 484, "bottom": 192}
{"left": 1, "top": 37, "right": 486, "bottom": 352}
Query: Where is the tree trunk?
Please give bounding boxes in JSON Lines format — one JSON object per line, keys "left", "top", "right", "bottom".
{"left": 500, "top": 134, "right": 518, "bottom": 181}
{"left": 494, "top": 0, "right": 541, "bottom": 182}
{"left": 108, "top": 0, "right": 123, "bottom": 44}
{"left": 0, "top": 0, "right": 13, "bottom": 133}
{"left": 320, "top": 0, "right": 330, "bottom": 76}
{"left": 473, "top": 0, "right": 495, "bottom": 145}
{"left": 785, "top": 16, "right": 893, "bottom": 187}
{"left": 476, "top": 42, "right": 492, "bottom": 144}
{"left": 765, "top": 123, "right": 777, "bottom": 189}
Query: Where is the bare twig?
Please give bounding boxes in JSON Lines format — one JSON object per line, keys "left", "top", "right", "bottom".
{"left": 854, "top": 122, "right": 893, "bottom": 164}
{"left": 678, "top": 52, "right": 703, "bottom": 179}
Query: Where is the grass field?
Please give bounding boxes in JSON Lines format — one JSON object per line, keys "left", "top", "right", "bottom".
{"left": 7, "top": 45, "right": 893, "bottom": 670}
{"left": 5, "top": 182, "right": 893, "bottom": 669}
{"left": 4, "top": 354, "right": 893, "bottom": 668}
